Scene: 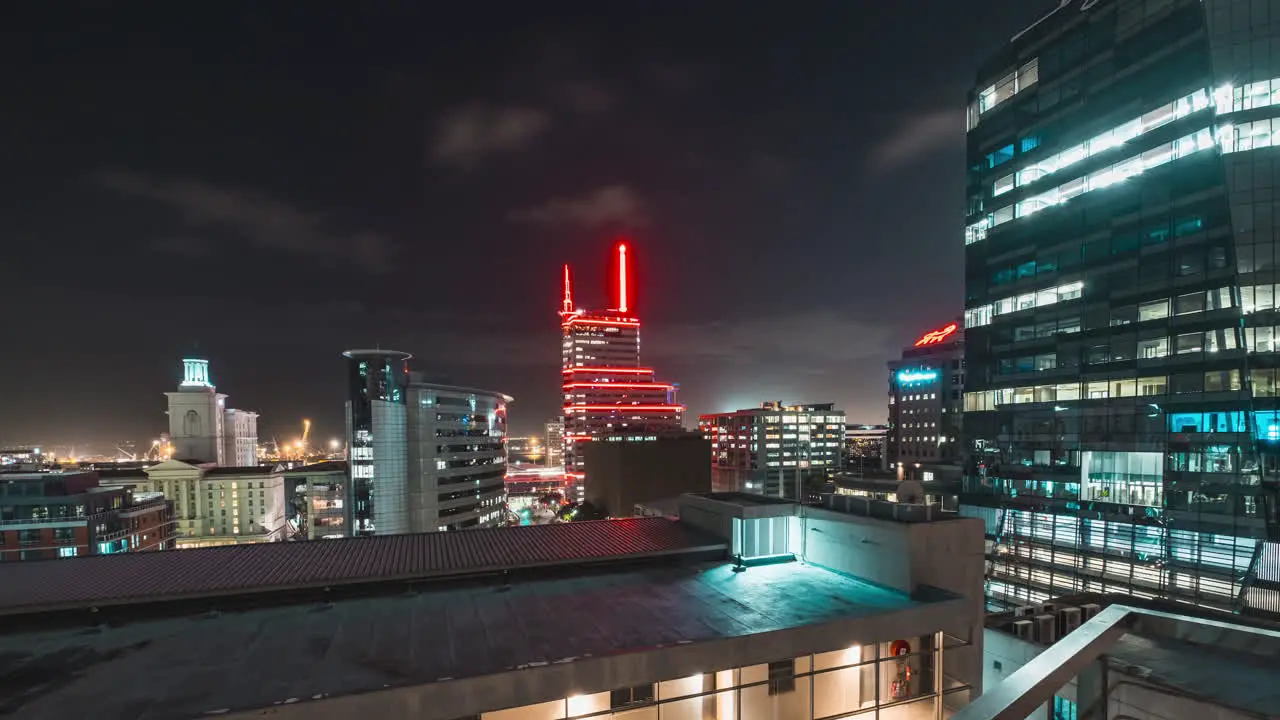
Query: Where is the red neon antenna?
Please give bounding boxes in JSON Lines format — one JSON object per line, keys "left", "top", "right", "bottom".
{"left": 616, "top": 242, "right": 629, "bottom": 313}
{"left": 560, "top": 264, "right": 575, "bottom": 317}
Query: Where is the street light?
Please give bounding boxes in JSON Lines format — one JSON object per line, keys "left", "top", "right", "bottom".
{"left": 329, "top": 438, "right": 341, "bottom": 451}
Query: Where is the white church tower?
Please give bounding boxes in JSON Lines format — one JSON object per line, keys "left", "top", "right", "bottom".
{"left": 166, "top": 358, "right": 227, "bottom": 465}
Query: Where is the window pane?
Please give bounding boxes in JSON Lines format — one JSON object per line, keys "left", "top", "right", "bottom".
{"left": 1139, "top": 300, "right": 1169, "bottom": 321}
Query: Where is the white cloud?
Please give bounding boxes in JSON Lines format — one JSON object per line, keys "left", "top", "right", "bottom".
{"left": 431, "top": 104, "right": 550, "bottom": 168}
{"left": 868, "top": 108, "right": 963, "bottom": 172}
{"left": 509, "top": 185, "right": 649, "bottom": 229}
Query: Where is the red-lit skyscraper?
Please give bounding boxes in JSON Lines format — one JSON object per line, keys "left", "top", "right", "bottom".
{"left": 559, "top": 242, "right": 684, "bottom": 495}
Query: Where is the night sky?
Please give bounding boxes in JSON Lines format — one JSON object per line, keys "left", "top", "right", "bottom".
{"left": 1, "top": 1, "right": 1043, "bottom": 449}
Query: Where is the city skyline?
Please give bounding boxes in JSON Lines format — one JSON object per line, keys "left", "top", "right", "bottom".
{"left": 0, "top": 1, "right": 1041, "bottom": 445}
{"left": 6, "top": 2, "right": 1280, "bottom": 716}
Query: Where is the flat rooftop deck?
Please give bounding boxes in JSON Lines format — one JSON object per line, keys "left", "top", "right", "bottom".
{"left": 0, "top": 560, "right": 925, "bottom": 720}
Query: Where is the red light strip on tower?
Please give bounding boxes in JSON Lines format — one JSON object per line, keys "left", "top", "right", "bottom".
{"left": 562, "top": 366, "right": 653, "bottom": 375}
{"left": 616, "top": 242, "right": 629, "bottom": 313}
{"left": 561, "top": 316, "right": 640, "bottom": 329}
{"left": 567, "top": 405, "right": 685, "bottom": 412}
{"left": 562, "top": 382, "right": 674, "bottom": 390}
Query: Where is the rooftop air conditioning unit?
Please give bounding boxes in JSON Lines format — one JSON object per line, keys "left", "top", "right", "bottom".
{"left": 1081, "top": 603, "right": 1102, "bottom": 621}
{"left": 1039, "top": 602, "right": 1058, "bottom": 614}
{"left": 1059, "top": 606, "right": 1082, "bottom": 636}
{"left": 1034, "top": 614, "right": 1057, "bottom": 645}
{"left": 1013, "top": 619, "right": 1034, "bottom": 641}
{"left": 1014, "top": 605, "right": 1036, "bottom": 617}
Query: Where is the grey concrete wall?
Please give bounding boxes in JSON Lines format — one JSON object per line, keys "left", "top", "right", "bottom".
{"left": 677, "top": 496, "right": 734, "bottom": 542}
{"left": 797, "top": 509, "right": 986, "bottom": 700}
{"left": 800, "top": 507, "right": 915, "bottom": 593}
{"left": 908, "top": 516, "right": 986, "bottom": 696}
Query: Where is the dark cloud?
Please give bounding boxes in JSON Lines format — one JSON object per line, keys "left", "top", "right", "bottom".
{"left": 647, "top": 312, "right": 894, "bottom": 366}
{"left": 646, "top": 61, "right": 712, "bottom": 94}
{"left": 557, "top": 81, "right": 616, "bottom": 115}
{"left": 430, "top": 104, "right": 550, "bottom": 168}
{"left": 748, "top": 153, "right": 793, "bottom": 185}
{"left": 509, "top": 185, "right": 649, "bottom": 229}
{"left": 93, "top": 171, "right": 396, "bottom": 275}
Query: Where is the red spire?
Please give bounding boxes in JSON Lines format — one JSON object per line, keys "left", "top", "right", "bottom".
{"left": 560, "top": 264, "right": 575, "bottom": 317}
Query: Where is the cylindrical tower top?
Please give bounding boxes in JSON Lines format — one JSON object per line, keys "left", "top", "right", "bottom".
{"left": 341, "top": 349, "right": 413, "bottom": 361}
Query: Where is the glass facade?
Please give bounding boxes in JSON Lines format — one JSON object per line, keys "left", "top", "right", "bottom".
{"left": 961, "top": 0, "right": 1280, "bottom": 618}
{"left": 479, "top": 636, "right": 965, "bottom": 720}
{"left": 342, "top": 349, "right": 410, "bottom": 536}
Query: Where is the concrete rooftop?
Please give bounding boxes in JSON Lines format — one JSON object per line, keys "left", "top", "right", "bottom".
{"left": 0, "top": 560, "right": 927, "bottom": 720}
{"left": 1107, "top": 630, "right": 1280, "bottom": 717}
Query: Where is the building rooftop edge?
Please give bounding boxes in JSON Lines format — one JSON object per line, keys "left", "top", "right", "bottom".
{"left": 409, "top": 380, "right": 514, "bottom": 403}
{"left": 341, "top": 348, "right": 413, "bottom": 360}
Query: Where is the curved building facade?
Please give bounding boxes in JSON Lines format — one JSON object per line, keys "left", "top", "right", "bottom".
{"left": 342, "top": 349, "right": 411, "bottom": 536}
{"left": 406, "top": 381, "right": 511, "bottom": 531}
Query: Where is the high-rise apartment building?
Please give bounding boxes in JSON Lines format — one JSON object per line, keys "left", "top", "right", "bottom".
{"left": 165, "top": 358, "right": 258, "bottom": 466}
{"left": 699, "top": 402, "right": 846, "bottom": 499}
{"left": 961, "top": 0, "right": 1280, "bottom": 617}
{"left": 342, "top": 350, "right": 512, "bottom": 534}
{"left": 887, "top": 321, "right": 965, "bottom": 482}
{"left": 558, "top": 243, "right": 684, "bottom": 495}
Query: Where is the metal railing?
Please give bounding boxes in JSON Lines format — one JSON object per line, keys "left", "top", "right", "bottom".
{"left": 952, "top": 604, "right": 1280, "bottom": 720}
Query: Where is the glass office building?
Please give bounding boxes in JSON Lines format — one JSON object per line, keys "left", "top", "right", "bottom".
{"left": 342, "top": 349, "right": 411, "bottom": 536}
{"left": 961, "top": 0, "right": 1280, "bottom": 618}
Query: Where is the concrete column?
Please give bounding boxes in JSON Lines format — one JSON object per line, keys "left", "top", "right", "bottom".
{"left": 1076, "top": 657, "right": 1107, "bottom": 720}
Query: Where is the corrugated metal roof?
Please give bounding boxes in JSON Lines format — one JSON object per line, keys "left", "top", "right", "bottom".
{"left": 0, "top": 517, "right": 724, "bottom": 616}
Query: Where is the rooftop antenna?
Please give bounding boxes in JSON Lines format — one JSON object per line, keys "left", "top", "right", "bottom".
{"left": 559, "top": 264, "right": 577, "bottom": 318}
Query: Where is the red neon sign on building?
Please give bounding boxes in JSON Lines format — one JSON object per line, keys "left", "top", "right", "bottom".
{"left": 913, "top": 322, "right": 959, "bottom": 347}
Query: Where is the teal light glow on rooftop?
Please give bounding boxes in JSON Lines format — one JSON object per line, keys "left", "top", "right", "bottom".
{"left": 181, "top": 358, "right": 213, "bottom": 388}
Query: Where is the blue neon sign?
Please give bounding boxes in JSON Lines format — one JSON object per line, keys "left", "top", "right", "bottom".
{"left": 897, "top": 370, "right": 938, "bottom": 384}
